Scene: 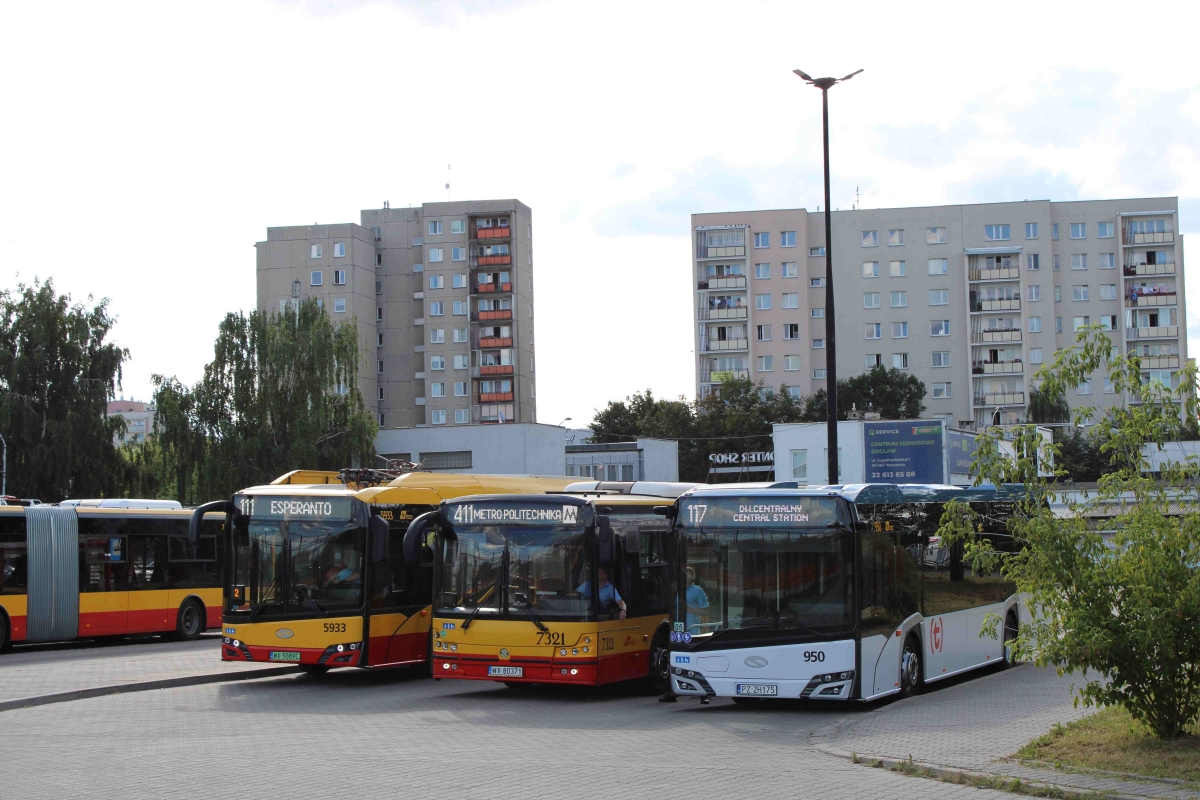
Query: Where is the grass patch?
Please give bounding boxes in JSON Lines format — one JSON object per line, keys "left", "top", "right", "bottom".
{"left": 1017, "top": 706, "right": 1200, "bottom": 783}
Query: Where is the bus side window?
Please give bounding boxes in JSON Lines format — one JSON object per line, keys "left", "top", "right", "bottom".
{"left": 859, "top": 529, "right": 919, "bottom": 637}
{"left": 78, "top": 518, "right": 128, "bottom": 592}
{"left": 168, "top": 521, "right": 220, "bottom": 589}
{"left": 638, "top": 529, "right": 671, "bottom": 615}
{"left": 0, "top": 514, "right": 28, "bottom": 593}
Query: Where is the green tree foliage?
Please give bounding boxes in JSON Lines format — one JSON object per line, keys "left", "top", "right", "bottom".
{"left": 151, "top": 298, "right": 377, "bottom": 503}
{"left": 939, "top": 325, "right": 1200, "bottom": 739}
{"left": 1027, "top": 386, "right": 1070, "bottom": 424}
{"left": 0, "top": 279, "right": 128, "bottom": 501}
{"left": 834, "top": 365, "right": 926, "bottom": 420}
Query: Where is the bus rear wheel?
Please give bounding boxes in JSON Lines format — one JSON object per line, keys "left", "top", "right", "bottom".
{"left": 899, "top": 634, "right": 923, "bottom": 698}
{"left": 1001, "top": 611, "right": 1019, "bottom": 668}
{"left": 174, "top": 600, "right": 204, "bottom": 641}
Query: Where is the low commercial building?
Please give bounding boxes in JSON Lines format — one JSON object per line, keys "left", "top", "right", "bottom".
{"left": 565, "top": 438, "right": 679, "bottom": 481}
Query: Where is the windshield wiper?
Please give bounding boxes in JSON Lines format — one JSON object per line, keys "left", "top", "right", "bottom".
{"left": 248, "top": 572, "right": 282, "bottom": 622}
{"left": 512, "top": 597, "right": 549, "bottom": 633}
{"left": 461, "top": 604, "right": 486, "bottom": 630}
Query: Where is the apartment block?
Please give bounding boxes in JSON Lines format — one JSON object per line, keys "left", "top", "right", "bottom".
{"left": 692, "top": 198, "right": 1187, "bottom": 427}
{"left": 256, "top": 200, "right": 536, "bottom": 429}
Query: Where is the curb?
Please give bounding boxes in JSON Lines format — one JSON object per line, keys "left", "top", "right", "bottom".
{"left": 0, "top": 666, "right": 302, "bottom": 713}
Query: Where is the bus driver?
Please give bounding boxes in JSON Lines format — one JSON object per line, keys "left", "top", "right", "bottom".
{"left": 576, "top": 566, "right": 626, "bottom": 620}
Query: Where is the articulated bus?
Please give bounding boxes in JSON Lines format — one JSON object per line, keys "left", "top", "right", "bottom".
{"left": 666, "top": 484, "right": 1022, "bottom": 703}
{"left": 0, "top": 502, "right": 224, "bottom": 652}
{"left": 193, "top": 472, "right": 577, "bottom": 675}
{"left": 418, "top": 482, "right": 699, "bottom": 689}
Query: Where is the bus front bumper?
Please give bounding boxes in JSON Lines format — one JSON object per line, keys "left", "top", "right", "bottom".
{"left": 433, "top": 655, "right": 598, "bottom": 684}
{"left": 222, "top": 636, "right": 363, "bottom": 667}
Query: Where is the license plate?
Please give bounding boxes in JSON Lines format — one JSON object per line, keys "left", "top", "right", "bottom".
{"left": 487, "top": 666, "right": 523, "bottom": 677}
{"left": 269, "top": 651, "right": 301, "bottom": 662}
{"left": 736, "top": 683, "right": 778, "bottom": 696}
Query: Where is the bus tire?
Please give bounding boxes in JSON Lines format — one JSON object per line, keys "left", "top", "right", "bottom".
{"left": 174, "top": 599, "right": 204, "bottom": 641}
{"left": 1001, "top": 611, "right": 1019, "bottom": 669}
{"left": 648, "top": 628, "right": 671, "bottom": 694}
{"left": 0, "top": 610, "right": 10, "bottom": 653}
{"left": 899, "top": 633, "right": 923, "bottom": 698}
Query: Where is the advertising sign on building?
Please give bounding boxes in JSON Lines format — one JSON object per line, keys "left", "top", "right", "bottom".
{"left": 947, "top": 430, "right": 980, "bottom": 476}
{"left": 863, "top": 421, "right": 944, "bottom": 483}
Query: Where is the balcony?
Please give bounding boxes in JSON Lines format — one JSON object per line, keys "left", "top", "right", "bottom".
{"left": 1124, "top": 262, "right": 1175, "bottom": 276}
{"left": 703, "top": 339, "right": 749, "bottom": 352}
{"left": 471, "top": 254, "right": 512, "bottom": 267}
{"left": 973, "top": 392, "right": 1025, "bottom": 407}
{"left": 474, "top": 282, "right": 513, "bottom": 294}
{"left": 971, "top": 298, "right": 1021, "bottom": 312}
{"left": 479, "top": 364, "right": 514, "bottom": 375}
{"left": 475, "top": 226, "right": 511, "bottom": 240}
{"left": 972, "top": 361, "right": 1024, "bottom": 375}
{"left": 1126, "top": 292, "right": 1177, "bottom": 307}
{"left": 699, "top": 276, "right": 747, "bottom": 290}
{"left": 698, "top": 246, "right": 746, "bottom": 259}
{"left": 701, "top": 369, "right": 750, "bottom": 383}
{"left": 479, "top": 392, "right": 514, "bottom": 402}
{"left": 1127, "top": 326, "right": 1179, "bottom": 340}
{"left": 699, "top": 307, "right": 748, "bottom": 320}
{"left": 472, "top": 309, "right": 513, "bottom": 322}
{"left": 1123, "top": 229, "right": 1174, "bottom": 246}
{"left": 969, "top": 267, "right": 1020, "bottom": 282}
{"left": 1134, "top": 354, "right": 1180, "bottom": 369}
{"left": 970, "top": 329, "right": 1022, "bottom": 343}
{"left": 478, "top": 336, "right": 513, "bottom": 348}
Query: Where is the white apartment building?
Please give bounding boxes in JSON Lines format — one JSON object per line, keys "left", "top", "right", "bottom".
{"left": 257, "top": 200, "right": 536, "bottom": 430}
{"left": 693, "top": 199, "right": 1187, "bottom": 426}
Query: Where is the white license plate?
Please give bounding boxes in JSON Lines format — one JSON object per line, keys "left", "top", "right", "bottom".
{"left": 488, "top": 666, "right": 523, "bottom": 677}
{"left": 736, "top": 683, "right": 778, "bottom": 696}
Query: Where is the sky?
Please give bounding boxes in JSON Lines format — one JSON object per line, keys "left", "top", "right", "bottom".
{"left": 3, "top": 0, "right": 1200, "bottom": 430}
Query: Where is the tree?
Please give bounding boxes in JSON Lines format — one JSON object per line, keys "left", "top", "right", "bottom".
{"left": 796, "top": 367, "right": 926, "bottom": 422}
{"left": 1027, "top": 386, "right": 1069, "bottom": 424}
{"left": 939, "top": 325, "right": 1200, "bottom": 739}
{"left": 0, "top": 278, "right": 128, "bottom": 501}
{"left": 151, "top": 298, "right": 377, "bottom": 504}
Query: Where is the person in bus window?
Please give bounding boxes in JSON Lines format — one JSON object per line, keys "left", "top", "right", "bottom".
{"left": 577, "top": 566, "right": 625, "bottom": 620}
{"left": 685, "top": 567, "right": 709, "bottom": 631}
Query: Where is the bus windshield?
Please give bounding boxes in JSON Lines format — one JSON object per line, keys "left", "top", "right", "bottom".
{"left": 438, "top": 526, "right": 592, "bottom": 620}
{"left": 677, "top": 495, "right": 855, "bottom": 638}
{"left": 228, "top": 495, "right": 365, "bottom": 618}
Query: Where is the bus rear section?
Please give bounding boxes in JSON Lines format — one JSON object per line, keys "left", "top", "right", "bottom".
{"left": 0, "top": 505, "right": 223, "bottom": 651}
{"left": 429, "top": 491, "right": 681, "bottom": 689}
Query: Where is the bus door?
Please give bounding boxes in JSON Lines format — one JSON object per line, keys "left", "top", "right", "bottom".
{"left": 79, "top": 517, "right": 128, "bottom": 636}
{"left": 367, "top": 506, "right": 432, "bottom": 666}
{"left": 127, "top": 519, "right": 172, "bottom": 632}
{"left": 24, "top": 508, "right": 79, "bottom": 643}
{"left": 595, "top": 518, "right": 643, "bottom": 683}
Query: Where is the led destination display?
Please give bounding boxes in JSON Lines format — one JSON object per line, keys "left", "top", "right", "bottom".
{"left": 237, "top": 495, "right": 355, "bottom": 520}
{"left": 679, "top": 496, "right": 840, "bottom": 528}
{"left": 446, "top": 501, "right": 593, "bottom": 527}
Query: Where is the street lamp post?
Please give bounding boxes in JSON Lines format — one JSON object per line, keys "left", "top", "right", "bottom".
{"left": 793, "top": 67, "right": 862, "bottom": 485}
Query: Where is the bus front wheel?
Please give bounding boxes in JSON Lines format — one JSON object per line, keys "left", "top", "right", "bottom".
{"left": 648, "top": 630, "right": 671, "bottom": 694}
{"left": 899, "top": 634, "right": 923, "bottom": 698}
{"left": 174, "top": 600, "right": 204, "bottom": 641}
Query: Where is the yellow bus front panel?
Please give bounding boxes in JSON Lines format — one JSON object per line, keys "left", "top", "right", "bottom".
{"left": 221, "top": 616, "right": 365, "bottom": 667}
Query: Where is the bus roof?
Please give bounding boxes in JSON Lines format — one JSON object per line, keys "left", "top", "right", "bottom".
{"left": 60, "top": 498, "right": 183, "bottom": 509}
{"left": 681, "top": 483, "right": 1025, "bottom": 504}
{"left": 236, "top": 473, "right": 578, "bottom": 507}
{"left": 445, "top": 491, "right": 687, "bottom": 510}
{"left": 562, "top": 481, "right": 702, "bottom": 498}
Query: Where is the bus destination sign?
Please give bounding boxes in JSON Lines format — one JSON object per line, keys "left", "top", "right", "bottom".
{"left": 679, "top": 496, "right": 839, "bottom": 528}
{"left": 448, "top": 502, "right": 593, "bottom": 527}
{"left": 238, "top": 495, "right": 354, "bottom": 520}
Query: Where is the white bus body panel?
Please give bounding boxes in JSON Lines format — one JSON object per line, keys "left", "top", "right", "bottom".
{"left": 923, "top": 600, "right": 1011, "bottom": 681}
{"left": 670, "top": 639, "right": 855, "bottom": 699}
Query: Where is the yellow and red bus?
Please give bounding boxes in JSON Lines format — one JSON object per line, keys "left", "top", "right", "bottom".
{"left": 417, "top": 483, "right": 698, "bottom": 690}
{"left": 0, "top": 501, "right": 224, "bottom": 652}
{"left": 193, "top": 471, "right": 576, "bottom": 675}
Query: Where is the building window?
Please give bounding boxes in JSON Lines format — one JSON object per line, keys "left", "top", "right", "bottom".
{"left": 1052, "top": 224, "right": 1060, "bottom": 240}
{"left": 377, "top": 253, "right": 383, "bottom": 267}
{"left": 1028, "top": 285, "right": 1040, "bottom": 301}
{"left": 429, "top": 301, "right": 445, "bottom": 316}
{"left": 893, "top": 353, "right": 909, "bottom": 369}
{"left": 454, "top": 381, "right": 468, "bottom": 397}
{"left": 1029, "top": 316, "right": 1042, "bottom": 332}
{"left": 863, "top": 292, "right": 880, "bottom": 309}
{"left": 377, "top": 333, "right": 384, "bottom": 347}
{"left": 790, "top": 450, "right": 808, "bottom": 481}
{"left": 1098, "top": 253, "right": 1115, "bottom": 270}
{"left": 930, "top": 320, "right": 950, "bottom": 336}
{"left": 453, "top": 328, "right": 468, "bottom": 343}
{"left": 453, "top": 354, "right": 468, "bottom": 369}
{"left": 758, "top": 356, "right": 774, "bottom": 372}
{"left": 890, "top": 260, "right": 906, "bottom": 277}
{"left": 1055, "top": 286, "right": 1062, "bottom": 302}
{"left": 451, "top": 247, "right": 466, "bottom": 261}
{"left": 782, "top": 262, "right": 798, "bottom": 278}
{"left": 1026, "top": 254, "right": 1040, "bottom": 271}
{"left": 430, "top": 329, "right": 444, "bottom": 343}
{"left": 428, "top": 248, "right": 444, "bottom": 262}
{"left": 809, "top": 308, "right": 824, "bottom": 319}
{"left": 1098, "top": 222, "right": 1114, "bottom": 238}
{"left": 429, "top": 409, "right": 446, "bottom": 425}
{"left": 785, "top": 386, "right": 801, "bottom": 399}
{"left": 431, "top": 355, "right": 445, "bottom": 370}
{"left": 1072, "top": 254, "right": 1087, "bottom": 271}
{"left": 757, "top": 324, "right": 772, "bottom": 342}
{"left": 1103, "top": 378, "right": 1114, "bottom": 394}
{"left": 1025, "top": 223, "right": 1038, "bottom": 239}
{"left": 809, "top": 246, "right": 825, "bottom": 257}
{"left": 862, "top": 230, "right": 879, "bottom": 247}
{"left": 812, "top": 339, "right": 825, "bottom": 349}
{"left": 450, "top": 220, "right": 466, "bottom": 234}
{"left": 928, "top": 289, "right": 949, "bottom": 306}
{"left": 310, "top": 271, "right": 323, "bottom": 286}
{"left": 1056, "top": 317, "right": 1062, "bottom": 333}
{"left": 413, "top": 263, "right": 424, "bottom": 273}
{"left": 449, "top": 274, "right": 464, "bottom": 289}
{"left": 932, "top": 351, "right": 951, "bottom": 368}
{"left": 754, "top": 232, "right": 770, "bottom": 248}
{"left": 755, "top": 294, "right": 771, "bottom": 310}
{"left": 865, "top": 354, "right": 882, "bottom": 368}
{"left": 812, "top": 369, "right": 827, "bottom": 379}
{"left": 932, "top": 382, "right": 952, "bottom": 399}
{"left": 782, "top": 292, "right": 799, "bottom": 309}
{"left": 1100, "top": 284, "right": 1117, "bottom": 301}
{"left": 865, "top": 323, "right": 881, "bottom": 339}
{"left": 377, "top": 307, "right": 383, "bottom": 321}
{"left": 429, "top": 274, "right": 444, "bottom": 289}
{"left": 334, "top": 298, "right": 346, "bottom": 313}
{"left": 455, "top": 408, "right": 470, "bottom": 424}
{"left": 1072, "top": 316, "right": 1090, "bottom": 331}
{"left": 378, "top": 387, "right": 385, "bottom": 401}
{"left": 430, "top": 382, "right": 445, "bottom": 398}
{"left": 1076, "top": 380, "right": 1092, "bottom": 396}
{"left": 781, "top": 231, "right": 796, "bottom": 247}
{"left": 429, "top": 221, "right": 443, "bottom": 236}
{"left": 891, "top": 291, "right": 907, "bottom": 308}
{"left": 783, "top": 323, "right": 799, "bottom": 339}
{"left": 1070, "top": 223, "right": 1086, "bottom": 240}
{"left": 1030, "top": 348, "right": 1043, "bottom": 364}
{"left": 810, "top": 277, "right": 825, "bottom": 288}
{"left": 331, "top": 242, "right": 345, "bottom": 259}
{"left": 784, "top": 355, "right": 800, "bottom": 371}
{"left": 863, "top": 261, "right": 880, "bottom": 278}
{"left": 888, "top": 229, "right": 905, "bottom": 246}
{"left": 453, "top": 301, "right": 467, "bottom": 315}
{"left": 984, "top": 224, "right": 1010, "bottom": 241}
{"left": 379, "top": 413, "right": 385, "bottom": 426}
{"left": 891, "top": 322, "right": 908, "bottom": 339}
{"left": 1072, "top": 285, "right": 1089, "bottom": 302}
{"left": 310, "top": 244, "right": 323, "bottom": 259}
{"left": 927, "top": 227, "right": 947, "bottom": 244}
{"left": 928, "top": 259, "right": 948, "bottom": 275}
{"left": 1053, "top": 255, "right": 1060, "bottom": 271}
{"left": 375, "top": 280, "right": 382, "bottom": 294}
{"left": 755, "top": 263, "right": 771, "bottom": 279}
{"left": 1099, "top": 314, "right": 1118, "bottom": 330}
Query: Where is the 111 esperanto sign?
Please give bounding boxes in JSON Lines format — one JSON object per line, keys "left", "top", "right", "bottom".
{"left": 863, "top": 421, "right": 944, "bottom": 483}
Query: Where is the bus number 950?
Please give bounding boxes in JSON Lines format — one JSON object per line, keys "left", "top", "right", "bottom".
{"left": 803, "top": 650, "right": 825, "bottom": 663}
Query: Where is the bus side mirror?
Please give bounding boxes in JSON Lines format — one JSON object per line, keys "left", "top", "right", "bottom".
{"left": 597, "top": 516, "right": 614, "bottom": 563}
{"left": 189, "top": 500, "right": 235, "bottom": 545}
{"left": 403, "top": 511, "right": 441, "bottom": 566}
{"left": 233, "top": 513, "right": 250, "bottom": 548}
{"left": 371, "top": 515, "right": 389, "bottom": 562}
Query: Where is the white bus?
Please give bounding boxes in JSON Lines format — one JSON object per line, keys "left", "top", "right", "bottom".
{"left": 666, "top": 483, "right": 1022, "bottom": 703}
